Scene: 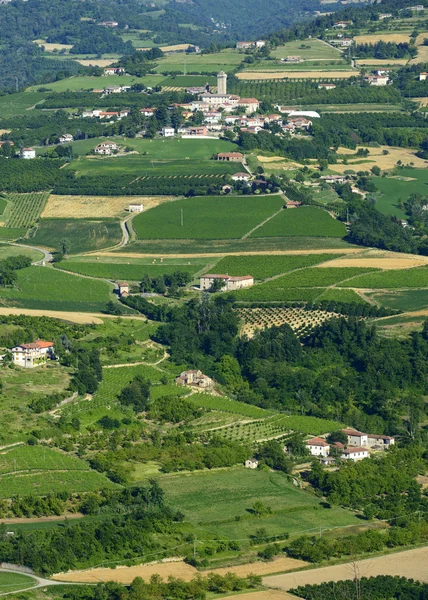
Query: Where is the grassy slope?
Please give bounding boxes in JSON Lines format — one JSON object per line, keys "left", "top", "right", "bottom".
{"left": 251, "top": 207, "right": 346, "bottom": 238}
{"left": 0, "top": 266, "right": 113, "bottom": 312}
{"left": 161, "top": 469, "right": 358, "bottom": 538}
{"left": 133, "top": 195, "right": 284, "bottom": 240}
{"left": 211, "top": 254, "right": 335, "bottom": 279}
{"left": 55, "top": 260, "right": 208, "bottom": 280}
{"left": 22, "top": 219, "right": 122, "bottom": 253}
{"left": 339, "top": 266, "right": 428, "bottom": 289}
{"left": 373, "top": 169, "right": 428, "bottom": 218}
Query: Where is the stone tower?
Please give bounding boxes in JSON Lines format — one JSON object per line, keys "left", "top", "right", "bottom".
{"left": 217, "top": 71, "right": 227, "bottom": 95}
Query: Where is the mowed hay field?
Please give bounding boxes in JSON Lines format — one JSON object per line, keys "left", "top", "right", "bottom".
{"left": 42, "top": 195, "right": 176, "bottom": 218}
{"left": 330, "top": 146, "right": 427, "bottom": 173}
{"left": 353, "top": 33, "right": 411, "bottom": 44}
{"left": 133, "top": 195, "right": 285, "bottom": 240}
{"left": 0, "top": 572, "right": 37, "bottom": 594}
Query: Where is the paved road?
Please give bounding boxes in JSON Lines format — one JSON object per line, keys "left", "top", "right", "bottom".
{"left": 10, "top": 242, "right": 53, "bottom": 264}
{"left": 0, "top": 567, "right": 73, "bottom": 597}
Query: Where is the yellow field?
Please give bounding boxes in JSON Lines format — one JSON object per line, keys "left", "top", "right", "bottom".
{"left": 160, "top": 44, "right": 194, "bottom": 52}
{"left": 318, "top": 257, "right": 428, "bottom": 269}
{"left": 41, "top": 195, "right": 176, "bottom": 219}
{"left": 236, "top": 71, "right": 358, "bottom": 80}
{"left": 331, "top": 146, "right": 427, "bottom": 172}
{"left": 356, "top": 58, "right": 409, "bottom": 66}
{"left": 76, "top": 59, "right": 116, "bottom": 67}
{"left": 33, "top": 39, "right": 73, "bottom": 52}
{"left": 414, "top": 97, "right": 428, "bottom": 106}
{"left": 0, "top": 130, "right": 11, "bottom": 135}
{"left": 53, "top": 557, "right": 307, "bottom": 584}
{"left": 354, "top": 33, "right": 411, "bottom": 44}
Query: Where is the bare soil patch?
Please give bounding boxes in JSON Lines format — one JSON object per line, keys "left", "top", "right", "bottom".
{"left": 236, "top": 71, "right": 357, "bottom": 80}
{"left": 356, "top": 58, "right": 409, "bottom": 66}
{"left": 221, "top": 591, "right": 298, "bottom": 600}
{"left": 317, "top": 257, "right": 428, "bottom": 269}
{"left": 0, "top": 307, "right": 104, "bottom": 324}
{"left": 0, "top": 513, "right": 83, "bottom": 524}
{"left": 263, "top": 547, "right": 428, "bottom": 591}
{"left": 54, "top": 557, "right": 307, "bottom": 584}
{"left": 94, "top": 249, "right": 362, "bottom": 259}
{"left": 0, "top": 129, "right": 12, "bottom": 135}
{"left": 354, "top": 33, "right": 411, "bottom": 44}
{"left": 331, "top": 146, "right": 426, "bottom": 171}
{"left": 33, "top": 39, "right": 73, "bottom": 52}
{"left": 160, "top": 44, "right": 194, "bottom": 52}
{"left": 42, "top": 195, "right": 175, "bottom": 219}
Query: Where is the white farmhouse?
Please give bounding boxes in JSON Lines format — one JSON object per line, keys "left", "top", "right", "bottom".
{"left": 245, "top": 458, "right": 259, "bottom": 469}
{"left": 305, "top": 437, "right": 330, "bottom": 458}
{"left": 129, "top": 203, "right": 143, "bottom": 213}
{"left": 161, "top": 127, "right": 175, "bottom": 137}
{"left": 58, "top": 134, "right": 74, "bottom": 144}
{"left": 20, "top": 148, "right": 36, "bottom": 159}
{"left": 342, "top": 428, "right": 368, "bottom": 447}
{"left": 200, "top": 274, "right": 254, "bottom": 291}
{"left": 342, "top": 447, "right": 369, "bottom": 462}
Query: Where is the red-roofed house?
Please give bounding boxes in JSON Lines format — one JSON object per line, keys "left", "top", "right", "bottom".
{"left": 306, "top": 437, "right": 330, "bottom": 457}
{"left": 342, "top": 447, "right": 369, "bottom": 461}
{"left": 11, "top": 340, "right": 54, "bottom": 368}
{"left": 217, "top": 152, "right": 243, "bottom": 162}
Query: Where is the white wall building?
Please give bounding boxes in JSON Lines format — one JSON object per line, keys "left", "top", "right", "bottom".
{"left": 20, "top": 148, "right": 36, "bottom": 159}
{"left": 305, "top": 437, "right": 330, "bottom": 458}
{"left": 129, "top": 203, "right": 143, "bottom": 212}
{"left": 161, "top": 127, "right": 175, "bottom": 137}
{"left": 200, "top": 274, "right": 254, "bottom": 291}
{"left": 342, "top": 447, "right": 369, "bottom": 462}
{"left": 11, "top": 340, "right": 54, "bottom": 368}
{"left": 245, "top": 458, "right": 259, "bottom": 469}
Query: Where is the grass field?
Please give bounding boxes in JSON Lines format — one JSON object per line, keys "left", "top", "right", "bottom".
{"left": 161, "top": 75, "right": 217, "bottom": 88}
{"left": 0, "top": 572, "right": 37, "bottom": 594}
{"left": 0, "top": 266, "right": 113, "bottom": 312}
{"left": 373, "top": 169, "right": 428, "bottom": 217}
{"left": 251, "top": 207, "right": 346, "bottom": 238}
{"left": 23, "top": 219, "right": 122, "bottom": 253}
{"left": 0, "top": 445, "right": 90, "bottom": 474}
{"left": 161, "top": 469, "right": 358, "bottom": 538}
{"left": 133, "top": 195, "right": 284, "bottom": 240}
{"left": 367, "top": 289, "right": 428, "bottom": 312}
{"left": 210, "top": 254, "right": 334, "bottom": 279}
{"left": 316, "top": 288, "right": 367, "bottom": 304}
{"left": 271, "top": 39, "right": 342, "bottom": 60}
{"left": 55, "top": 258, "right": 208, "bottom": 281}
{"left": 154, "top": 49, "right": 243, "bottom": 73}
{"left": 339, "top": 266, "right": 428, "bottom": 289}
{"left": 0, "top": 243, "right": 43, "bottom": 262}
{"left": 0, "top": 91, "right": 46, "bottom": 116}
{"left": 330, "top": 148, "right": 425, "bottom": 176}
{"left": 4, "top": 192, "right": 49, "bottom": 228}
{"left": 27, "top": 74, "right": 148, "bottom": 92}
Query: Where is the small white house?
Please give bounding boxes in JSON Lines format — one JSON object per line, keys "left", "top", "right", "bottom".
{"left": 58, "top": 134, "right": 74, "bottom": 144}
{"left": 420, "top": 72, "right": 428, "bottom": 81}
{"left": 129, "top": 203, "right": 143, "bottom": 213}
{"left": 20, "top": 148, "right": 36, "bottom": 159}
{"left": 232, "top": 172, "right": 251, "bottom": 182}
{"left": 245, "top": 458, "right": 259, "bottom": 469}
{"left": 94, "top": 141, "right": 119, "bottom": 155}
{"left": 305, "top": 437, "right": 330, "bottom": 458}
{"left": 118, "top": 281, "right": 129, "bottom": 297}
{"left": 161, "top": 127, "right": 175, "bottom": 137}
{"left": 11, "top": 340, "right": 54, "bottom": 368}
{"left": 342, "top": 447, "right": 369, "bottom": 462}
{"left": 367, "top": 434, "right": 395, "bottom": 448}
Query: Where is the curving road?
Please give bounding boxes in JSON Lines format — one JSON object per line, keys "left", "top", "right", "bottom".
{"left": 10, "top": 242, "right": 53, "bottom": 265}
{"left": 0, "top": 567, "right": 74, "bottom": 597}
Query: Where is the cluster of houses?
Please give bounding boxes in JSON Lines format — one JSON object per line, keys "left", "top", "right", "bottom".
{"left": 175, "top": 369, "right": 214, "bottom": 389}
{"left": 93, "top": 141, "right": 120, "bottom": 155}
{"left": 236, "top": 40, "right": 266, "bottom": 50}
{"left": 10, "top": 340, "right": 55, "bottom": 369}
{"left": 305, "top": 428, "right": 395, "bottom": 463}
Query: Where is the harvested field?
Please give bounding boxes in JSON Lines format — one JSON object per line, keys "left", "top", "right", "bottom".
{"left": 355, "top": 58, "right": 409, "bottom": 66}
{"left": 415, "top": 97, "right": 428, "bottom": 106}
{"left": 34, "top": 39, "right": 73, "bottom": 51}
{"left": 412, "top": 44, "right": 428, "bottom": 63}
{"left": 415, "top": 32, "right": 428, "bottom": 46}
{"left": 0, "top": 307, "right": 104, "bottom": 324}
{"left": 160, "top": 44, "right": 194, "bottom": 52}
{"left": 263, "top": 547, "right": 428, "bottom": 591}
{"left": 353, "top": 33, "right": 411, "bottom": 44}
{"left": 41, "top": 195, "right": 175, "bottom": 219}
{"left": 76, "top": 59, "right": 116, "bottom": 67}
{"left": 54, "top": 557, "right": 307, "bottom": 584}
{"left": 236, "top": 71, "right": 358, "bottom": 80}
{"left": 331, "top": 146, "right": 426, "bottom": 172}
{"left": 0, "top": 130, "right": 11, "bottom": 135}
{"left": 317, "top": 257, "right": 428, "bottom": 269}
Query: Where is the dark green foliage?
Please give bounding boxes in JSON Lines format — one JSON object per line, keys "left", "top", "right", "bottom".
{"left": 0, "top": 254, "right": 32, "bottom": 287}
{"left": 256, "top": 440, "right": 293, "bottom": 473}
{"left": 0, "top": 159, "right": 68, "bottom": 192}
{"left": 118, "top": 375, "right": 151, "bottom": 413}
{"left": 147, "top": 396, "right": 200, "bottom": 423}
{"left": 356, "top": 41, "right": 416, "bottom": 59}
{"left": 292, "top": 576, "right": 428, "bottom": 600}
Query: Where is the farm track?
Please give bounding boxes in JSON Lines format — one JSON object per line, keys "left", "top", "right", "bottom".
{"left": 91, "top": 249, "right": 362, "bottom": 260}
{"left": 241, "top": 207, "right": 284, "bottom": 240}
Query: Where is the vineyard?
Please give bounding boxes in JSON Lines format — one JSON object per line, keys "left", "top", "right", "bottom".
{"left": 185, "top": 393, "right": 272, "bottom": 418}
{"left": 0, "top": 470, "right": 118, "bottom": 498}
{"left": 214, "top": 414, "right": 344, "bottom": 444}
{"left": 0, "top": 445, "right": 89, "bottom": 474}
{"left": 211, "top": 254, "right": 333, "bottom": 280}
{"left": 338, "top": 266, "right": 428, "bottom": 289}
{"left": 237, "top": 306, "right": 340, "bottom": 337}
{"left": 5, "top": 192, "right": 49, "bottom": 228}
{"left": 251, "top": 207, "right": 347, "bottom": 238}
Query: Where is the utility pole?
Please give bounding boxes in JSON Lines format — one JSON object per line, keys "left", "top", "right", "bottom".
{"left": 184, "top": 55, "right": 187, "bottom": 76}
{"left": 15, "top": 76, "right": 18, "bottom": 93}
{"left": 181, "top": 208, "right": 184, "bottom": 227}
{"left": 193, "top": 536, "right": 197, "bottom": 558}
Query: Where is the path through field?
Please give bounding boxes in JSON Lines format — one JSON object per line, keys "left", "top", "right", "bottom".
{"left": 0, "top": 308, "right": 148, "bottom": 324}
{"left": 92, "top": 248, "right": 362, "bottom": 260}
{"left": 263, "top": 547, "right": 428, "bottom": 591}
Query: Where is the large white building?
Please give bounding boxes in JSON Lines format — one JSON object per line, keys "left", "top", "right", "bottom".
{"left": 342, "top": 428, "right": 368, "bottom": 447}
{"left": 342, "top": 447, "right": 369, "bottom": 462}
{"left": 200, "top": 274, "right": 254, "bottom": 291}
{"left": 11, "top": 340, "right": 54, "bottom": 368}
{"left": 20, "top": 148, "right": 36, "bottom": 159}
{"left": 305, "top": 437, "right": 330, "bottom": 458}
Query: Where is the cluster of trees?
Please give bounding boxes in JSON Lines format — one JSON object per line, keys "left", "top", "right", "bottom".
{"left": 147, "top": 295, "right": 428, "bottom": 433}
{"left": 53, "top": 340, "right": 103, "bottom": 396}
{"left": 140, "top": 271, "right": 192, "bottom": 295}
{"left": 0, "top": 492, "right": 70, "bottom": 518}
{"left": 69, "top": 23, "right": 134, "bottom": 55}
{"left": 356, "top": 41, "right": 416, "bottom": 59}
{"left": 0, "top": 480, "right": 183, "bottom": 574}
{"left": 309, "top": 446, "right": 427, "bottom": 519}
{"left": 0, "top": 255, "right": 31, "bottom": 287}
{"left": 287, "top": 521, "right": 428, "bottom": 563}
{"left": 0, "top": 159, "right": 69, "bottom": 193}
{"left": 292, "top": 576, "right": 428, "bottom": 600}
{"left": 119, "top": 374, "right": 151, "bottom": 413}
{"left": 117, "top": 48, "right": 164, "bottom": 76}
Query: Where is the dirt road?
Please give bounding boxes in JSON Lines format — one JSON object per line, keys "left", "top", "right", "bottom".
{"left": 263, "top": 547, "right": 428, "bottom": 591}
{"left": 92, "top": 248, "right": 362, "bottom": 260}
